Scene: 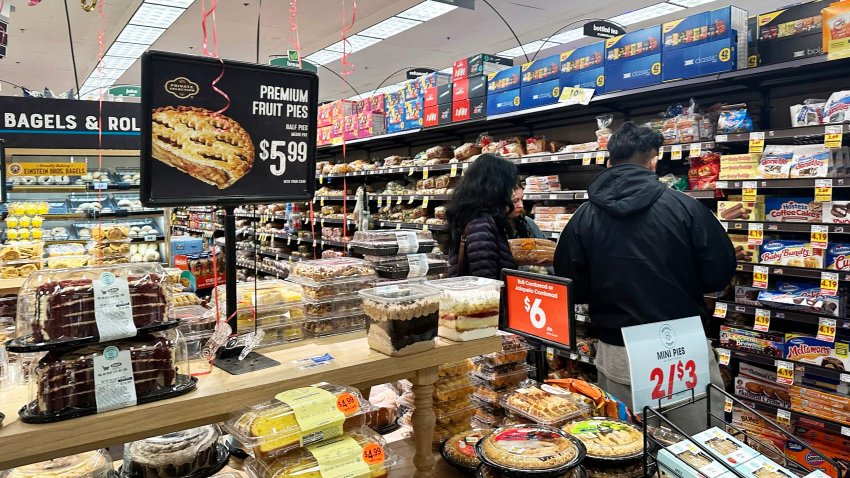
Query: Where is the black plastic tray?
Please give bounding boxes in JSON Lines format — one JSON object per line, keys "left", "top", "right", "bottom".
{"left": 442, "top": 438, "right": 481, "bottom": 474}
{"left": 373, "top": 261, "right": 448, "bottom": 279}
{"left": 475, "top": 429, "right": 587, "bottom": 478}
{"left": 118, "top": 441, "right": 229, "bottom": 478}
{"left": 19, "top": 375, "right": 197, "bottom": 423}
{"left": 6, "top": 320, "right": 180, "bottom": 353}
{"left": 349, "top": 241, "right": 437, "bottom": 257}
{"left": 565, "top": 419, "right": 644, "bottom": 463}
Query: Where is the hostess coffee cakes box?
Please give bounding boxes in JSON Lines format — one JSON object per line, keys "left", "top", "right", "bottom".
{"left": 487, "top": 88, "right": 521, "bottom": 115}
{"left": 759, "top": 239, "right": 824, "bottom": 268}
{"left": 487, "top": 65, "right": 521, "bottom": 94}
{"left": 662, "top": 37, "right": 738, "bottom": 82}
{"left": 605, "top": 25, "right": 662, "bottom": 92}
{"left": 826, "top": 242, "right": 850, "bottom": 270}
{"left": 785, "top": 334, "right": 850, "bottom": 370}
{"left": 759, "top": 1, "right": 826, "bottom": 65}
{"left": 663, "top": 6, "right": 748, "bottom": 67}
{"left": 764, "top": 197, "right": 821, "bottom": 223}
{"left": 520, "top": 78, "right": 561, "bottom": 110}
{"left": 520, "top": 53, "right": 561, "bottom": 86}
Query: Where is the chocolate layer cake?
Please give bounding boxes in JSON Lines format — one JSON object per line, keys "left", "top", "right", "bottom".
{"left": 33, "top": 333, "right": 177, "bottom": 414}
{"left": 32, "top": 274, "right": 167, "bottom": 342}
{"left": 123, "top": 425, "right": 220, "bottom": 478}
{"left": 360, "top": 285, "right": 439, "bottom": 357}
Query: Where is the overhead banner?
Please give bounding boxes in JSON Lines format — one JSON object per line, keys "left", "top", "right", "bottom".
{"left": 140, "top": 51, "right": 318, "bottom": 207}
{"left": 0, "top": 97, "right": 141, "bottom": 149}
{"left": 584, "top": 20, "right": 625, "bottom": 39}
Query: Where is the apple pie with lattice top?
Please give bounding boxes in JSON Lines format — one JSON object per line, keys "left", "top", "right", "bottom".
{"left": 151, "top": 106, "right": 254, "bottom": 189}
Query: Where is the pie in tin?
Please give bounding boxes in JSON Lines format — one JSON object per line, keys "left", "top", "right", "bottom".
{"left": 152, "top": 106, "right": 254, "bottom": 189}
{"left": 563, "top": 419, "right": 643, "bottom": 459}
{"left": 479, "top": 425, "right": 580, "bottom": 471}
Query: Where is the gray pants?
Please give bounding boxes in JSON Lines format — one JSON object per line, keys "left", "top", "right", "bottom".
{"left": 595, "top": 340, "right": 725, "bottom": 436}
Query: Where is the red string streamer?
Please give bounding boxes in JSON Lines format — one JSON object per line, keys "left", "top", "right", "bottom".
{"left": 96, "top": 0, "right": 104, "bottom": 235}
{"left": 288, "top": 0, "right": 302, "bottom": 69}
{"left": 339, "top": 0, "right": 356, "bottom": 255}
{"left": 200, "top": 0, "right": 230, "bottom": 117}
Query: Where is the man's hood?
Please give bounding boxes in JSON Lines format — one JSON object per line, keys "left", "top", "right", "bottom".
{"left": 588, "top": 163, "right": 667, "bottom": 217}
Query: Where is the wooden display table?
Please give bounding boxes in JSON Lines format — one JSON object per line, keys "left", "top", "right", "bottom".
{"left": 0, "top": 334, "right": 500, "bottom": 477}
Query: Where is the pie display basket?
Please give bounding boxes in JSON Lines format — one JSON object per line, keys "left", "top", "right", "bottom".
{"left": 562, "top": 419, "right": 644, "bottom": 462}
{"left": 475, "top": 425, "right": 586, "bottom": 477}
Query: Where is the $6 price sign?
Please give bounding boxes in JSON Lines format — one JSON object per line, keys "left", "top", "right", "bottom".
{"left": 524, "top": 296, "right": 546, "bottom": 329}
{"left": 650, "top": 360, "right": 698, "bottom": 400}
{"left": 258, "top": 140, "right": 308, "bottom": 176}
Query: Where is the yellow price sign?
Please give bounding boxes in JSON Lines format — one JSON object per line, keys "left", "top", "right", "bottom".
{"left": 422, "top": 167, "right": 429, "bottom": 180}
{"left": 821, "top": 271, "right": 839, "bottom": 296}
{"left": 749, "top": 131, "right": 765, "bottom": 154}
{"left": 811, "top": 225, "right": 828, "bottom": 249}
{"left": 319, "top": 175, "right": 324, "bottom": 184}
{"left": 748, "top": 223, "right": 763, "bottom": 245}
{"left": 776, "top": 409, "right": 792, "bottom": 427}
{"left": 595, "top": 151, "right": 606, "bottom": 165}
{"left": 689, "top": 143, "right": 702, "bottom": 157}
{"left": 546, "top": 347, "right": 555, "bottom": 361}
{"left": 713, "top": 301, "right": 728, "bottom": 318}
{"left": 753, "top": 265, "right": 769, "bottom": 289}
{"left": 582, "top": 153, "right": 592, "bottom": 166}
{"left": 671, "top": 145, "right": 683, "bottom": 160}
{"left": 776, "top": 360, "right": 794, "bottom": 385}
{"left": 825, "top": 125, "right": 843, "bottom": 149}
{"left": 320, "top": 198, "right": 325, "bottom": 207}
{"left": 742, "top": 181, "right": 758, "bottom": 202}
{"left": 815, "top": 179, "right": 833, "bottom": 202}
{"left": 450, "top": 164, "right": 458, "bottom": 178}
{"left": 423, "top": 197, "right": 429, "bottom": 208}
{"left": 754, "top": 308, "right": 771, "bottom": 332}
{"left": 817, "top": 317, "right": 837, "bottom": 343}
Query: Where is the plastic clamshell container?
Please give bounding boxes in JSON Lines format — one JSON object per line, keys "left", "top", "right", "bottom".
{"left": 290, "top": 258, "right": 376, "bottom": 283}
{"left": 172, "top": 305, "right": 215, "bottom": 335}
{"left": 222, "top": 383, "right": 372, "bottom": 461}
{"left": 359, "top": 284, "right": 440, "bottom": 357}
{"left": 122, "top": 424, "right": 228, "bottom": 478}
{"left": 286, "top": 274, "right": 374, "bottom": 300}
{"left": 10, "top": 263, "right": 175, "bottom": 351}
{"left": 302, "top": 311, "right": 366, "bottom": 337}
{"left": 254, "top": 320, "right": 306, "bottom": 347}
{"left": 476, "top": 425, "right": 586, "bottom": 475}
{"left": 349, "top": 230, "right": 438, "bottom": 256}
{"left": 433, "top": 374, "right": 474, "bottom": 402}
{"left": 473, "top": 333, "right": 533, "bottom": 367}
{"left": 363, "top": 253, "right": 449, "bottom": 279}
{"left": 0, "top": 260, "right": 42, "bottom": 280}
{"left": 45, "top": 255, "right": 89, "bottom": 270}
{"left": 500, "top": 382, "right": 592, "bottom": 427}
{"left": 427, "top": 277, "right": 502, "bottom": 340}
{"left": 243, "top": 428, "right": 398, "bottom": 478}
{"left": 0, "top": 449, "right": 114, "bottom": 478}
{"left": 45, "top": 243, "right": 86, "bottom": 257}
{"left": 439, "top": 359, "right": 473, "bottom": 378}
{"left": 21, "top": 329, "right": 194, "bottom": 423}
{"left": 0, "top": 241, "right": 44, "bottom": 262}
{"left": 436, "top": 402, "right": 476, "bottom": 428}
{"left": 170, "top": 291, "right": 202, "bottom": 308}
{"left": 214, "top": 279, "right": 303, "bottom": 315}
{"left": 86, "top": 240, "right": 132, "bottom": 260}
{"left": 303, "top": 293, "right": 362, "bottom": 319}
{"left": 471, "top": 363, "right": 535, "bottom": 390}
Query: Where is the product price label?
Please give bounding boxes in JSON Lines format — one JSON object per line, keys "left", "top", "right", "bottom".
{"left": 825, "top": 125, "right": 843, "bottom": 149}
{"left": 275, "top": 387, "right": 346, "bottom": 446}
{"left": 689, "top": 143, "right": 702, "bottom": 157}
{"left": 396, "top": 196, "right": 402, "bottom": 205}
{"left": 748, "top": 223, "right": 764, "bottom": 245}
{"left": 749, "top": 132, "right": 765, "bottom": 154}
{"left": 817, "top": 317, "right": 837, "bottom": 343}
{"left": 320, "top": 198, "right": 325, "bottom": 207}
{"left": 546, "top": 347, "right": 555, "bottom": 361}
{"left": 407, "top": 196, "right": 414, "bottom": 205}
{"left": 408, "top": 167, "right": 415, "bottom": 176}
{"left": 422, "top": 167, "right": 429, "bottom": 179}
{"left": 754, "top": 308, "right": 771, "bottom": 332}
{"left": 319, "top": 175, "right": 324, "bottom": 184}
{"left": 717, "top": 348, "right": 731, "bottom": 366}
{"left": 93, "top": 272, "right": 138, "bottom": 341}
{"left": 671, "top": 145, "right": 683, "bottom": 160}
{"left": 776, "top": 409, "right": 792, "bottom": 427}
{"left": 595, "top": 151, "right": 606, "bottom": 165}
{"left": 742, "top": 181, "right": 758, "bottom": 202}
{"left": 713, "top": 302, "right": 728, "bottom": 318}
{"left": 504, "top": 273, "right": 572, "bottom": 348}
{"left": 816, "top": 179, "right": 833, "bottom": 202}
{"left": 450, "top": 164, "right": 458, "bottom": 178}
{"left": 821, "top": 272, "right": 839, "bottom": 296}
{"left": 841, "top": 373, "right": 850, "bottom": 384}
{"left": 422, "top": 197, "right": 429, "bottom": 208}
{"left": 776, "top": 360, "right": 794, "bottom": 385}
{"left": 376, "top": 197, "right": 383, "bottom": 207}
{"left": 720, "top": 221, "right": 728, "bottom": 232}
{"left": 753, "top": 265, "right": 769, "bottom": 289}
{"left": 93, "top": 347, "right": 138, "bottom": 413}
{"left": 724, "top": 397, "right": 734, "bottom": 413}
{"left": 582, "top": 153, "right": 592, "bottom": 166}
{"left": 811, "top": 225, "right": 829, "bottom": 249}
{"left": 306, "top": 435, "right": 371, "bottom": 477}
{"left": 143, "top": 234, "right": 157, "bottom": 242}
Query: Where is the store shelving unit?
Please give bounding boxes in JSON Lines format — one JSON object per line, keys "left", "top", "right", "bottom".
{"left": 714, "top": 299, "right": 850, "bottom": 328}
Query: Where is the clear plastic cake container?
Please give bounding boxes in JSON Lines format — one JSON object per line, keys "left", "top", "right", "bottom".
{"left": 0, "top": 241, "right": 44, "bottom": 262}
{"left": 234, "top": 302, "right": 305, "bottom": 331}
{"left": 255, "top": 320, "right": 307, "bottom": 347}
{"left": 214, "top": 279, "right": 303, "bottom": 317}
{"left": 435, "top": 401, "right": 476, "bottom": 427}
{"left": 0, "top": 449, "right": 114, "bottom": 477}
{"left": 473, "top": 333, "right": 533, "bottom": 367}
{"left": 122, "top": 424, "right": 227, "bottom": 478}
{"left": 242, "top": 428, "right": 399, "bottom": 478}
{"left": 222, "top": 383, "right": 371, "bottom": 460}
{"left": 500, "top": 384, "right": 592, "bottom": 427}
{"left": 286, "top": 275, "right": 374, "bottom": 300}
{"left": 433, "top": 375, "right": 474, "bottom": 402}
{"left": 172, "top": 305, "right": 216, "bottom": 335}
{"left": 349, "top": 230, "right": 437, "bottom": 256}
{"left": 439, "top": 359, "right": 473, "bottom": 378}
{"left": 364, "top": 253, "right": 449, "bottom": 279}
{"left": 428, "top": 276, "right": 502, "bottom": 341}
{"left": 359, "top": 284, "right": 440, "bottom": 357}
{"left": 303, "top": 293, "right": 362, "bottom": 319}
{"left": 471, "top": 363, "right": 536, "bottom": 390}
{"left": 45, "top": 255, "right": 90, "bottom": 269}
{"left": 289, "top": 258, "right": 376, "bottom": 283}
{"left": 302, "top": 311, "right": 366, "bottom": 338}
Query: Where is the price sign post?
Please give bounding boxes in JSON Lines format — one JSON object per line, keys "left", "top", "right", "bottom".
{"left": 622, "top": 316, "right": 710, "bottom": 413}
{"left": 501, "top": 270, "right": 575, "bottom": 352}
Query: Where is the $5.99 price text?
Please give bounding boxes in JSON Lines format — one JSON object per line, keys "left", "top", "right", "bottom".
{"left": 258, "top": 140, "right": 308, "bottom": 176}
{"left": 650, "top": 360, "right": 697, "bottom": 400}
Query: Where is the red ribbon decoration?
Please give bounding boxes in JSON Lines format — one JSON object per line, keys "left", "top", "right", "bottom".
{"left": 339, "top": 0, "right": 356, "bottom": 255}
{"left": 96, "top": 0, "right": 105, "bottom": 237}
{"left": 288, "top": 0, "right": 302, "bottom": 69}
{"left": 200, "top": 0, "right": 230, "bottom": 118}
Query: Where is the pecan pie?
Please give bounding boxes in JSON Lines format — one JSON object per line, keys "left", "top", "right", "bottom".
{"left": 151, "top": 106, "right": 254, "bottom": 189}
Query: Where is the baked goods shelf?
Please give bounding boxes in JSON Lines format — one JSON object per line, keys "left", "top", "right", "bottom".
{"left": 735, "top": 262, "right": 850, "bottom": 282}
{"left": 5, "top": 185, "right": 141, "bottom": 193}
{"left": 0, "top": 335, "right": 501, "bottom": 470}
{"left": 235, "top": 259, "right": 290, "bottom": 278}
{"left": 715, "top": 124, "right": 850, "bottom": 144}
{"left": 725, "top": 220, "right": 850, "bottom": 235}
{"left": 237, "top": 230, "right": 348, "bottom": 249}
{"left": 735, "top": 396, "right": 850, "bottom": 437}
{"left": 727, "top": 348, "right": 850, "bottom": 385}
{"left": 712, "top": 299, "right": 850, "bottom": 328}
{"left": 716, "top": 178, "right": 850, "bottom": 189}
{"left": 369, "top": 193, "right": 452, "bottom": 202}
{"left": 374, "top": 220, "right": 448, "bottom": 231}
{"left": 314, "top": 195, "right": 357, "bottom": 201}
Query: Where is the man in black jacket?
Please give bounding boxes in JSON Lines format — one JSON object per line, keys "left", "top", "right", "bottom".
{"left": 554, "top": 122, "right": 735, "bottom": 432}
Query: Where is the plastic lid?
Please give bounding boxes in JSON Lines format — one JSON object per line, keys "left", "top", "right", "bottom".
{"left": 0, "top": 449, "right": 113, "bottom": 478}
{"left": 474, "top": 334, "right": 533, "bottom": 367}
{"left": 477, "top": 425, "right": 584, "bottom": 473}
{"left": 471, "top": 363, "right": 535, "bottom": 389}
{"left": 215, "top": 280, "right": 303, "bottom": 311}
{"left": 563, "top": 419, "right": 643, "bottom": 460}
{"left": 358, "top": 283, "right": 439, "bottom": 304}
{"left": 442, "top": 429, "right": 490, "bottom": 470}
{"left": 501, "top": 382, "right": 591, "bottom": 426}
{"left": 439, "top": 359, "right": 473, "bottom": 377}
{"left": 123, "top": 425, "right": 223, "bottom": 477}
{"left": 290, "top": 258, "right": 376, "bottom": 284}
{"left": 427, "top": 276, "right": 504, "bottom": 292}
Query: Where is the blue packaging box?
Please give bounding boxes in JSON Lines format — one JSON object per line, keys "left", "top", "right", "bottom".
{"left": 561, "top": 66, "right": 606, "bottom": 94}
{"left": 387, "top": 120, "right": 415, "bottom": 133}
{"left": 384, "top": 89, "right": 404, "bottom": 110}
{"left": 662, "top": 37, "right": 737, "bottom": 82}
{"left": 487, "top": 65, "right": 521, "bottom": 94}
{"left": 403, "top": 97, "right": 423, "bottom": 123}
{"left": 520, "top": 53, "right": 561, "bottom": 86}
{"left": 418, "top": 71, "right": 451, "bottom": 90}
{"left": 520, "top": 79, "right": 561, "bottom": 110}
{"left": 403, "top": 79, "right": 421, "bottom": 101}
{"left": 605, "top": 24, "right": 661, "bottom": 62}
{"left": 560, "top": 41, "right": 605, "bottom": 75}
{"left": 385, "top": 103, "right": 404, "bottom": 126}
{"left": 605, "top": 53, "right": 661, "bottom": 92}
{"left": 171, "top": 236, "right": 203, "bottom": 256}
{"left": 663, "top": 6, "right": 749, "bottom": 69}
{"left": 487, "top": 89, "right": 521, "bottom": 115}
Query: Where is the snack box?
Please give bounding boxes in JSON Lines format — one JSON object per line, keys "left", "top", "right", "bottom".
{"left": 748, "top": 15, "right": 759, "bottom": 67}
{"left": 519, "top": 78, "right": 561, "bottom": 110}
{"left": 758, "top": 281, "right": 842, "bottom": 317}
{"left": 734, "top": 285, "right": 762, "bottom": 305}
{"left": 520, "top": 53, "right": 561, "bottom": 86}
{"left": 825, "top": 0, "right": 850, "bottom": 60}
{"left": 560, "top": 41, "right": 605, "bottom": 75}
{"left": 663, "top": 6, "right": 749, "bottom": 66}
{"left": 417, "top": 71, "right": 451, "bottom": 91}
{"left": 662, "top": 37, "right": 738, "bottom": 82}
{"left": 488, "top": 65, "right": 521, "bottom": 94}
{"left": 403, "top": 98, "right": 423, "bottom": 124}
{"left": 422, "top": 106, "right": 439, "bottom": 128}
{"left": 692, "top": 426, "right": 760, "bottom": 466}
{"left": 719, "top": 154, "right": 760, "bottom": 180}
{"left": 717, "top": 201, "right": 764, "bottom": 221}
{"left": 736, "top": 455, "right": 797, "bottom": 477}
{"left": 785, "top": 334, "right": 850, "bottom": 370}
{"left": 403, "top": 78, "right": 421, "bottom": 102}
{"left": 719, "top": 325, "right": 784, "bottom": 357}
{"left": 560, "top": 67, "right": 606, "bottom": 94}
{"left": 825, "top": 242, "right": 850, "bottom": 270}
{"left": 759, "top": 0, "right": 826, "bottom": 65}
{"left": 759, "top": 240, "right": 824, "bottom": 268}
{"left": 764, "top": 197, "right": 821, "bottom": 223}
{"left": 606, "top": 24, "right": 662, "bottom": 62}
{"left": 453, "top": 53, "right": 512, "bottom": 81}
{"left": 657, "top": 440, "right": 738, "bottom": 478}
{"left": 453, "top": 75, "right": 487, "bottom": 101}
{"left": 318, "top": 102, "right": 333, "bottom": 127}
{"left": 734, "top": 376, "right": 791, "bottom": 408}
{"left": 822, "top": 201, "right": 850, "bottom": 224}
{"left": 451, "top": 97, "right": 486, "bottom": 122}
{"left": 604, "top": 53, "right": 662, "bottom": 92}
{"left": 171, "top": 235, "right": 203, "bottom": 256}
{"left": 487, "top": 88, "right": 521, "bottom": 115}
{"left": 729, "top": 236, "right": 757, "bottom": 264}
{"left": 384, "top": 89, "right": 404, "bottom": 110}
{"left": 791, "top": 145, "right": 833, "bottom": 178}
{"left": 424, "top": 82, "right": 452, "bottom": 108}
{"left": 438, "top": 102, "right": 452, "bottom": 125}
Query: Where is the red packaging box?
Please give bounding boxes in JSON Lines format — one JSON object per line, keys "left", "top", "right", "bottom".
{"left": 330, "top": 99, "right": 355, "bottom": 120}
{"left": 453, "top": 75, "right": 487, "bottom": 101}
{"left": 424, "top": 87, "right": 439, "bottom": 108}
{"left": 318, "top": 103, "right": 333, "bottom": 127}
{"left": 423, "top": 106, "right": 439, "bottom": 127}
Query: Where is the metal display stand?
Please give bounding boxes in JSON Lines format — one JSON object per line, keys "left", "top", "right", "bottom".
{"left": 642, "top": 383, "right": 845, "bottom": 477}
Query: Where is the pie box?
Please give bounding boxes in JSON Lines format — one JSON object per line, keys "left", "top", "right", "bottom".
{"left": 520, "top": 53, "right": 561, "bottom": 86}
{"left": 691, "top": 427, "right": 760, "bottom": 467}
{"left": 657, "top": 440, "right": 737, "bottom": 478}
{"left": 759, "top": 0, "right": 825, "bottom": 65}
{"left": 734, "top": 376, "right": 791, "bottom": 409}
{"left": 453, "top": 75, "right": 487, "bottom": 101}
{"left": 791, "top": 385, "right": 850, "bottom": 413}
{"left": 452, "top": 53, "right": 512, "bottom": 81}
{"left": 784, "top": 334, "right": 850, "bottom": 370}
{"left": 735, "top": 455, "right": 799, "bottom": 477}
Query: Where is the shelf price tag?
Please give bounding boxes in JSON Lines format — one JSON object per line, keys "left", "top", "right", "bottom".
{"left": 422, "top": 167, "right": 429, "bottom": 179}
{"left": 749, "top": 132, "right": 765, "bottom": 154}
{"left": 93, "top": 181, "right": 108, "bottom": 190}
{"left": 595, "top": 151, "right": 606, "bottom": 165}
{"left": 753, "top": 265, "right": 769, "bottom": 289}
{"left": 817, "top": 317, "right": 837, "bottom": 342}
{"left": 825, "top": 125, "right": 843, "bottom": 149}
{"left": 422, "top": 224, "right": 429, "bottom": 231}
{"left": 821, "top": 271, "right": 839, "bottom": 296}
{"left": 748, "top": 223, "right": 764, "bottom": 245}
{"left": 754, "top": 308, "right": 771, "bottom": 332}
{"left": 671, "top": 145, "right": 683, "bottom": 160}
{"left": 582, "top": 153, "right": 592, "bottom": 166}
{"left": 319, "top": 175, "right": 324, "bottom": 184}
{"left": 450, "top": 164, "right": 458, "bottom": 178}
{"left": 422, "top": 197, "right": 429, "bottom": 208}
{"left": 776, "top": 409, "right": 792, "bottom": 427}
{"left": 815, "top": 179, "right": 833, "bottom": 202}
{"left": 716, "top": 134, "right": 728, "bottom": 143}
{"left": 811, "top": 225, "right": 829, "bottom": 249}
{"left": 395, "top": 223, "right": 402, "bottom": 230}
{"left": 546, "top": 347, "right": 555, "bottom": 361}
{"left": 720, "top": 221, "right": 728, "bottom": 232}
{"left": 143, "top": 234, "right": 157, "bottom": 242}
{"left": 407, "top": 197, "right": 415, "bottom": 205}
{"left": 689, "top": 143, "right": 702, "bottom": 157}
{"left": 396, "top": 196, "right": 402, "bottom": 205}
{"left": 320, "top": 198, "right": 325, "bottom": 207}
{"left": 776, "top": 360, "right": 794, "bottom": 385}
{"left": 377, "top": 197, "right": 383, "bottom": 207}
{"left": 408, "top": 167, "right": 415, "bottom": 176}
{"left": 713, "top": 302, "right": 728, "bottom": 318}
{"left": 717, "top": 348, "right": 731, "bottom": 366}
{"left": 724, "top": 397, "right": 734, "bottom": 413}
{"left": 742, "top": 181, "right": 758, "bottom": 202}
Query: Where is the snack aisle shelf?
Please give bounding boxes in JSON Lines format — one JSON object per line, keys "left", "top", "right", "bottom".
{"left": 727, "top": 348, "right": 850, "bottom": 385}
{"left": 717, "top": 178, "right": 850, "bottom": 189}
{"left": 726, "top": 220, "right": 850, "bottom": 234}
{"left": 0, "top": 335, "right": 501, "bottom": 473}
{"left": 716, "top": 124, "right": 850, "bottom": 143}
{"left": 734, "top": 262, "right": 850, "bottom": 281}
{"left": 714, "top": 299, "right": 850, "bottom": 328}
{"left": 736, "top": 397, "right": 850, "bottom": 437}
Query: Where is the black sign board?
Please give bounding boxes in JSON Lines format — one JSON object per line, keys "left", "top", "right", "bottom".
{"left": 406, "top": 68, "right": 437, "bottom": 80}
{"left": 0, "top": 97, "right": 141, "bottom": 149}
{"left": 140, "top": 51, "right": 318, "bottom": 207}
{"left": 0, "top": 140, "right": 6, "bottom": 204}
{"left": 583, "top": 20, "right": 625, "bottom": 39}
{"left": 433, "top": 0, "right": 474, "bottom": 9}
{"left": 500, "top": 269, "right": 576, "bottom": 352}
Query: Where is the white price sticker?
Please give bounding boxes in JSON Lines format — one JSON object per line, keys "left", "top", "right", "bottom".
{"left": 754, "top": 308, "right": 771, "bottom": 332}
{"left": 724, "top": 397, "right": 733, "bottom": 413}
{"left": 817, "top": 317, "right": 837, "bottom": 343}
{"left": 713, "top": 302, "right": 728, "bottom": 318}
{"left": 776, "top": 360, "right": 794, "bottom": 385}
{"left": 671, "top": 144, "right": 683, "bottom": 160}
{"left": 717, "top": 348, "right": 731, "bottom": 366}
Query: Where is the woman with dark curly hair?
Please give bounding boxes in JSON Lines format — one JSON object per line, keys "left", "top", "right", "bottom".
{"left": 446, "top": 154, "right": 518, "bottom": 279}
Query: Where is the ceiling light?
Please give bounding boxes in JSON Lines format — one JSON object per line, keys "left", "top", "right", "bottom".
{"left": 116, "top": 24, "right": 165, "bottom": 44}
{"left": 305, "top": 49, "right": 344, "bottom": 65}
{"left": 359, "top": 17, "right": 421, "bottom": 39}
{"left": 609, "top": 2, "right": 684, "bottom": 26}
{"left": 130, "top": 3, "right": 184, "bottom": 28}
{"left": 94, "top": 68, "right": 128, "bottom": 80}
{"left": 325, "top": 35, "right": 382, "bottom": 53}
{"left": 145, "top": 0, "right": 195, "bottom": 7}
{"left": 549, "top": 28, "right": 584, "bottom": 44}
{"left": 397, "top": 0, "right": 457, "bottom": 21}
{"left": 497, "top": 45, "right": 530, "bottom": 58}
{"left": 107, "top": 41, "right": 149, "bottom": 59}
{"left": 100, "top": 55, "right": 136, "bottom": 70}
{"left": 668, "top": 0, "right": 715, "bottom": 6}
{"left": 523, "top": 40, "right": 562, "bottom": 51}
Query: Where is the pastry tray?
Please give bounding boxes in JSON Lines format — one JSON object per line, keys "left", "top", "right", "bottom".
{"left": 471, "top": 363, "right": 535, "bottom": 389}
{"left": 475, "top": 426, "right": 587, "bottom": 477}
{"left": 500, "top": 386, "right": 591, "bottom": 427}
{"left": 302, "top": 293, "right": 363, "bottom": 319}
{"left": 117, "top": 441, "right": 229, "bottom": 478}
{"left": 18, "top": 375, "right": 198, "bottom": 423}
{"left": 564, "top": 419, "right": 644, "bottom": 462}
{"left": 302, "top": 311, "right": 367, "bottom": 338}
{"left": 439, "top": 359, "right": 473, "bottom": 378}
{"left": 5, "top": 320, "right": 181, "bottom": 353}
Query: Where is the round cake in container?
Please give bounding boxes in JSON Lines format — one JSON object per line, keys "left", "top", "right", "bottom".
{"left": 475, "top": 424, "right": 586, "bottom": 476}
{"left": 0, "top": 449, "right": 114, "bottom": 478}
{"left": 121, "top": 424, "right": 228, "bottom": 478}
{"left": 477, "top": 464, "right": 588, "bottom": 478}
{"left": 442, "top": 428, "right": 492, "bottom": 472}
{"left": 562, "top": 419, "right": 643, "bottom": 462}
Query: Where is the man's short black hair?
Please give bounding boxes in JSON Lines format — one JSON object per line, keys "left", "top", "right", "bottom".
{"left": 607, "top": 122, "right": 664, "bottom": 165}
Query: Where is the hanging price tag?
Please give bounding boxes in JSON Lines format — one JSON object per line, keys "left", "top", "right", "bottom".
{"left": 825, "top": 125, "right": 843, "bottom": 149}
{"left": 320, "top": 218, "right": 325, "bottom": 227}
{"left": 297, "top": 237, "right": 303, "bottom": 245}
{"left": 671, "top": 145, "right": 683, "bottom": 160}
{"left": 776, "top": 360, "right": 794, "bottom": 385}
{"left": 582, "top": 153, "right": 592, "bottom": 166}
{"left": 821, "top": 272, "right": 839, "bottom": 296}
{"left": 422, "top": 224, "right": 429, "bottom": 231}
{"left": 422, "top": 197, "right": 429, "bottom": 208}
{"left": 776, "top": 409, "right": 792, "bottom": 427}
{"left": 749, "top": 131, "right": 765, "bottom": 154}
{"left": 287, "top": 236, "right": 291, "bottom": 245}
{"left": 689, "top": 143, "right": 702, "bottom": 157}
{"left": 754, "top": 308, "right": 771, "bottom": 332}
{"left": 319, "top": 175, "right": 324, "bottom": 184}
{"left": 450, "top": 164, "right": 458, "bottom": 178}
{"left": 395, "top": 223, "right": 401, "bottom": 230}
{"left": 713, "top": 302, "right": 728, "bottom": 318}
{"left": 717, "top": 348, "right": 731, "bottom": 366}
{"left": 408, "top": 167, "right": 415, "bottom": 176}
{"left": 396, "top": 196, "right": 402, "bottom": 205}
{"left": 817, "top": 317, "right": 837, "bottom": 343}
{"left": 753, "top": 265, "right": 769, "bottom": 289}
{"left": 595, "top": 151, "right": 606, "bottom": 165}
{"left": 724, "top": 397, "right": 734, "bottom": 413}
{"left": 546, "top": 347, "right": 555, "bottom": 361}
{"left": 407, "top": 196, "right": 415, "bottom": 205}
{"left": 320, "top": 198, "right": 325, "bottom": 207}
{"left": 748, "top": 223, "right": 764, "bottom": 245}
{"left": 811, "top": 225, "right": 829, "bottom": 249}
{"left": 422, "top": 167, "right": 429, "bottom": 179}
{"left": 377, "top": 197, "right": 383, "bottom": 207}
{"left": 815, "top": 178, "right": 833, "bottom": 202}
{"left": 742, "top": 181, "right": 758, "bottom": 202}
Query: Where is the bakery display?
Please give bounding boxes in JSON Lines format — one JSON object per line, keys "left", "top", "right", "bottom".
{"left": 477, "top": 425, "right": 584, "bottom": 473}
{"left": 214, "top": 280, "right": 303, "bottom": 329}
{"left": 349, "top": 230, "right": 437, "bottom": 256}
{"left": 563, "top": 419, "right": 643, "bottom": 460}
{"left": 360, "top": 284, "right": 440, "bottom": 357}
{"left": 475, "top": 334, "right": 532, "bottom": 367}
{"left": 471, "top": 362, "right": 535, "bottom": 390}
{"left": 287, "top": 258, "right": 376, "bottom": 299}
{"left": 502, "top": 382, "right": 591, "bottom": 426}
{"left": 122, "top": 425, "right": 225, "bottom": 478}
{"left": 442, "top": 429, "right": 491, "bottom": 471}
{"left": 151, "top": 106, "right": 254, "bottom": 189}
{"left": 0, "top": 449, "right": 113, "bottom": 478}
{"left": 428, "top": 276, "right": 502, "bottom": 342}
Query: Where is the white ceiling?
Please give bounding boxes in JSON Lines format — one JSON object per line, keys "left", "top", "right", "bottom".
{"left": 0, "top": 0, "right": 795, "bottom": 101}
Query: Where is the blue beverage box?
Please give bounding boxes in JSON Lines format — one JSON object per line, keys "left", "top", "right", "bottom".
{"left": 487, "top": 89, "right": 521, "bottom": 115}
{"left": 605, "top": 53, "right": 661, "bottom": 92}
{"left": 663, "top": 6, "right": 748, "bottom": 69}
{"left": 560, "top": 41, "right": 605, "bottom": 75}
{"left": 487, "top": 65, "right": 521, "bottom": 94}
{"left": 520, "top": 79, "right": 560, "bottom": 109}
{"left": 520, "top": 53, "right": 561, "bottom": 86}
{"left": 384, "top": 89, "right": 404, "bottom": 111}
{"left": 403, "top": 79, "right": 421, "bottom": 102}
{"left": 171, "top": 236, "right": 203, "bottom": 256}
{"left": 662, "top": 37, "right": 737, "bottom": 81}
{"left": 605, "top": 24, "right": 661, "bottom": 62}
{"left": 403, "top": 97, "right": 423, "bottom": 123}
{"left": 561, "top": 66, "right": 606, "bottom": 94}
